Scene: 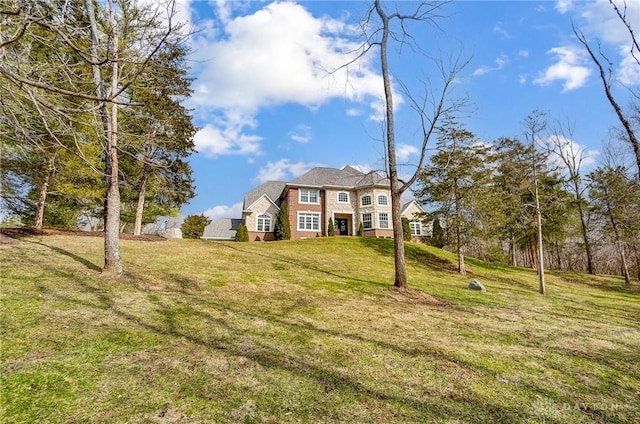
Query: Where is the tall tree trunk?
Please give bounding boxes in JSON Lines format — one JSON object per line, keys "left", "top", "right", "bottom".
{"left": 375, "top": 1, "right": 406, "bottom": 289}
{"left": 33, "top": 154, "right": 55, "bottom": 230}
{"left": 608, "top": 205, "right": 631, "bottom": 285}
{"left": 455, "top": 197, "right": 465, "bottom": 275}
{"left": 577, "top": 202, "right": 595, "bottom": 274}
{"left": 87, "top": 0, "right": 122, "bottom": 275}
{"left": 133, "top": 161, "right": 150, "bottom": 236}
{"left": 133, "top": 144, "right": 153, "bottom": 236}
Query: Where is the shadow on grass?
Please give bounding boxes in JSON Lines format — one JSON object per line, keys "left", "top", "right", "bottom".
{"left": 21, "top": 238, "right": 102, "bottom": 272}
{"left": 358, "top": 237, "right": 457, "bottom": 273}
{"left": 38, "top": 273, "right": 554, "bottom": 423}
{"left": 218, "top": 242, "right": 389, "bottom": 289}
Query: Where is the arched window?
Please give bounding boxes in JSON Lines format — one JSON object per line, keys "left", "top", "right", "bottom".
{"left": 361, "top": 194, "right": 372, "bottom": 206}
{"left": 377, "top": 194, "right": 388, "bottom": 205}
{"left": 257, "top": 214, "right": 271, "bottom": 232}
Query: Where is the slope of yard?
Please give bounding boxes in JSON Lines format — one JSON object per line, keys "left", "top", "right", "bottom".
{"left": 1, "top": 233, "right": 638, "bottom": 423}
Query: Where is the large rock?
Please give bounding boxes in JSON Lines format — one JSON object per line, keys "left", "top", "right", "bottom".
{"left": 468, "top": 279, "right": 486, "bottom": 292}
{"left": 163, "top": 227, "right": 182, "bottom": 239}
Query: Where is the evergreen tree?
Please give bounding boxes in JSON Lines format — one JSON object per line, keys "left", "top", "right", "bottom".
{"left": 328, "top": 217, "right": 336, "bottom": 236}
{"left": 358, "top": 222, "right": 364, "bottom": 236}
{"left": 401, "top": 217, "right": 411, "bottom": 241}
{"left": 415, "top": 120, "right": 492, "bottom": 274}
{"left": 274, "top": 201, "right": 291, "bottom": 240}
{"left": 181, "top": 214, "right": 210, "bottom": 239}
{"left": 431, "top": 216, "right": 445, "bottom": 248}
{"left": 235, "top": 224, "right": 249, "bottom": 242}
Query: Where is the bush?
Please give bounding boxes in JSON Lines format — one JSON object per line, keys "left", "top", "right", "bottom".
{"left": 431, "top": 217, "right": 445, "bottom": 248}
{"left": 274, "top": 201, "right": 291, "bottom": 240}
{"left": 357, "top": 222, "right": 364, "bottom": 236}
{"left": 181, "top": 214, "right": 211, "bottom": 239}
{"left": 235, "top": 224, "right": 249, "bottom": 242}
{"left": 327, "top": 217, "right": 335, "bottom": 236}
{"left": 402, "top": 217, "right": 411, "bottom": 241}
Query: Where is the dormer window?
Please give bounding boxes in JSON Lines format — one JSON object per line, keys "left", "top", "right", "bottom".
{"left": 299, "top": 189, "right": 319, "bottom": 204}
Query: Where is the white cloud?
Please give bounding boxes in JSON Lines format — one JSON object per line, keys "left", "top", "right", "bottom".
{"left": 289, "top": 124, "right": 312, "bottom": 143}
{"left": 543, "top": 135, "right": 600, "bottom": 170}
{"left": 493, "top": 22, "right": 510, "bottom": 39}
{"left": 253, "top": 159, "right": 324, "bottom": 184}
{"left": 518, "top": 49, "right": 529, "bottom": 58}
{"left": 193, "top": 113, "right": 263, "bottom": 158}
{"left": 203, "top": 202, "right": 243, "bottom": 221}
{"left": 188, "top": 1, "right": 388, "bottom": 157}
{"left": 533, "top": 46, "right": 591, "bottom": 92}
{"left": 555, "top": 0, "right": 574, "bottom": 14}
{"left": 473, "top": 55, "right": 509, "bottom": 77}
{"left": 396, "top": 144, "right": 419, "bottom": 162}
{"left": 569, "top": 1, "right": 639, "bottom": 87}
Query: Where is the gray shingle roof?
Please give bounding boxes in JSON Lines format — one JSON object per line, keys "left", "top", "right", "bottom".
{"left": 243, "top": 181, "right": 286, "bottom": 209}
{"left": 289, "top": 166, "right": 389, "bottom": 189}
{"left": 201, "top": 218, "right": 243, "bottom": 240}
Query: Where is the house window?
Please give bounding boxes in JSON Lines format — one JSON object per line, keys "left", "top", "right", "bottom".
{"left": 377, "top": 194, "right": 388, "bottom": 206}
{"left": 361, "top": 194, "right": 372, "bottom": 206}
{"left": 298, "top": 212, "right": 320, "bottom": 231}
{"left": 337, "top": 192, "right": 349, "bottom": 203}
{"left": 379, "top": 212, "right": 389, "bottom": 229}
{"left": 257, "top": 214, "right": 271, "bottom": 232}
{"left": 410, "top": 220, "right": 422, "bottom": 236}
{"left": 362, "top": 213, "right": 372, "bottom": 229}
{"left": 299, "top": 189, "right": 319, "bottom": 204}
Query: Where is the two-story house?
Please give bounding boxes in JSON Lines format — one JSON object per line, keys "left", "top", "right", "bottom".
{"left": 202, "top": 166, "right": 427, "bottom": 241}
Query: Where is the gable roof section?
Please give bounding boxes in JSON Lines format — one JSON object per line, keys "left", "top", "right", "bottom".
{"left": 201, "top": 218, "right": 243, "bottom": 240}
{"left": 355, "top": 170, "right": 390, "bottom": 188}
{"left": 243, "top": 181, "right": 286, "bottom": 210}
{"left": 401, "top": 199, "right": 426, "bottom": 215}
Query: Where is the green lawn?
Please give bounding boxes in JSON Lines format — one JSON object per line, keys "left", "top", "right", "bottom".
{"left": 1, "top": 234, "right": 638, "bottom": 423}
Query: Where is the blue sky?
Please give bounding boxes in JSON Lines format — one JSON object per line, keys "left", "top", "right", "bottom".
{"left": 176, "top": 0, "right": 639, "bottom": 220}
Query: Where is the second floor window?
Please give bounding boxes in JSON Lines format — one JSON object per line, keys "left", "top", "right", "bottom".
{"left": 361, "top": 194, "right": 372, "bottom": 206}
{"left": 337, "top": 192, "right": 349, "bottom": 203}
{"left": 300, "top": 189, "right": 319, "bottom": 204}
{"left": 377, "top": 194, "right": 388, "bottom": 205}
{"left": 257, "top": 214, "right": 271, "bottom": 232}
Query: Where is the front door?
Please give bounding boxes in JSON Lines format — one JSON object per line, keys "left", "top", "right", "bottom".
{"left": 336, "top": 218, "right": 349, "bottom": 236}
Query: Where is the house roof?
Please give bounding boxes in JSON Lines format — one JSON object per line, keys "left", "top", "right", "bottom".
{"left": 243, "top": 181, "right": 286, "bottom": 210}
{"left": 401, "top": 199, "right": 426, "bottom": 215}
{"left": 201, "top": 218, "right": 243, "bottom": 240}
{"left": 289, "top": 166, "right": 389, "bottom": 189}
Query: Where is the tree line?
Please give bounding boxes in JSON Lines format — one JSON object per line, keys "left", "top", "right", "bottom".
{"left": 415, "top": 112, "right": 640, "bottom": 284}
{"left": 1, "top": 0, "right": 195, "bottom": 275}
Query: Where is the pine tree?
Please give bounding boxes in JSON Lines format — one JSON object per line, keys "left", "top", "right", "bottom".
{"left": 358, "top": 222, "right": 364, "bottom": 236}
{"left": 181, "top": 214, "right": 210, "bottom": 239}
{"left": 274, "top": 201, "right": 291, "bottom": 240}
{"left": 235, "top": 224, "right": 249, "bottom": 242}
{"left": 401, "top": 217, "right": 411, "bottom": 241}
{"left": 431, "top": 216, "right": 445, "bottom": 248}
{"left": 328, "top": 217, "right": 335, "bottom": 236}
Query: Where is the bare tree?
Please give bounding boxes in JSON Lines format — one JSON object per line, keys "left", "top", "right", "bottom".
{"left": 546, "top": 118, "right": 596, "bottom": 274}
{"left": 523, "top": 110, "right": 547, "bottom": 294}
{"left": 348, "top": 1, "right": 467, "bottom": 289}
{"left": 572, "top": 1, "right": 640, "bottom": 178}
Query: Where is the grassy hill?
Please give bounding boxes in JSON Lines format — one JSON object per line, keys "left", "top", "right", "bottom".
{"left": 1, "top": 233, "right": 638, "bottom": 423}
